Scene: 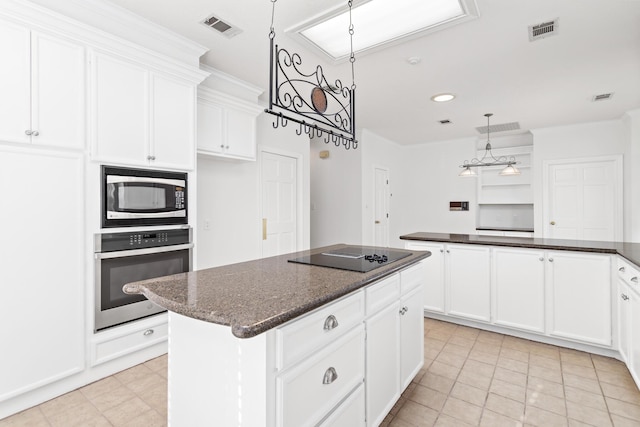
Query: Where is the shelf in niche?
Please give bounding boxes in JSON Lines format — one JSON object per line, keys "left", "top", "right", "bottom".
{"left": 480, "top": 183, "right": 531, "bottom": 188}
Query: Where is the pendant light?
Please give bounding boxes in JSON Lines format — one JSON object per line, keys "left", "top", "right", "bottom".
{"left": 459, "top": 113, "right": 520, "bottom": 177}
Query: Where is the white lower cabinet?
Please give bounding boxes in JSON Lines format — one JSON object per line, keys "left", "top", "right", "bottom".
{"left": 447, "top": 245, "right": 491, "bottom": 322}
{"left": 404, "top": 242, "right": 445, "bottom": 313}
{"left": 548, "top": 251, "right": 611, "bottom": 346}
{"left": 319, "top": 383, "right": 365, "bottom": 427}
{"left": 617, "top": 258, "right": 640, "bottom": 385}
{"left": 493, "top": 248, "right": 545, "bottom": 333}
{"left": 365, "top": 263, "right": 425, "bottom": 427}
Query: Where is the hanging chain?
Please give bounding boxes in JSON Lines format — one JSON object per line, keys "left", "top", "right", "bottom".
{"left": 348, "top": 0, "right": 356, "bottom": 89}
{"left": 269, "top": 0, "right": 277, "bottom": 39}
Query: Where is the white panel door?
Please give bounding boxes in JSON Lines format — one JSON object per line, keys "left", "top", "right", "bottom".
{"left": 91, "top": 52, "right": 148, "bottom": 164}
{"left": 150, "top": 74, "right": 195, "bottom": 170}
{"left": 0, "top": 147, "right": 84, "bottom": 401}
{"left": 547, "top": 159, "right": 619, "bottom": 241}
{"left": 31, "top": 32, "right": 85, "bottom": 149}
{"left": 0, "top": 20, "right": 31, "bottom": 144}
{"left": 373, "top": 167, "right": 390, "bottom": 247}
{"left": 262, "top": 151, "right": 298, "bottom": 257}
{"left": 447, "top": 245, "right": 491, "bottom": 322}
{"left": 548, "top": 251, "right": 611, "bottom": 346}
{"left": 493, "top": 248, "right": 545, "bottom": 333}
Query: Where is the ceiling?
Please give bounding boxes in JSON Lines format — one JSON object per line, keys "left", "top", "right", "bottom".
{"left": 105, "top": 0, "right": 640, "bottom": 145}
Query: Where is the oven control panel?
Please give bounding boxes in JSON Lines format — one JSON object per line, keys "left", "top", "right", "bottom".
{"left": 96, "top": 227, "right": 191, "bottom": 252}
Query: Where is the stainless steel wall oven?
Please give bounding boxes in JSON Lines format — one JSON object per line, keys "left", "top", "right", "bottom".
{"left": 94, "top": 227, "right": 192, "bottom": 332}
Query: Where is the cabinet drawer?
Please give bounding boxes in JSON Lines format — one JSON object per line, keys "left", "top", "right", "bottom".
{"left": 400, "top": 261, "right": 426, "bottom": 295}
{"left": 319, "top": 383, "right": 365, "bottom": 427}
{"left": 91, "top": 319, "right": 167, "bottom": 366}
{"left": 618, "top": 257, "right": 640, "bottom": 293}
{"left": 365, "top": 275, "right": 400, "bottom": 315}
{"left": 276, "top": 291, "right": 364, "bottom": 370}
{"left": 276, "top": 325, "right": 365, "bottom": 427}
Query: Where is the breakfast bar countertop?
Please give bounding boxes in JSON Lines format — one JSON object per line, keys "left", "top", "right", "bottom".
{"left": 123, "top": 244, "right": 430, "bottom": 338}
{"left": 400, "top": 232, "right": 640, "bottom": 267}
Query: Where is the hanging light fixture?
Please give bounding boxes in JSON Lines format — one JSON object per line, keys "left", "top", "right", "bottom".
{"left": 459, "top": 113, "right": 520, "bottom": 177}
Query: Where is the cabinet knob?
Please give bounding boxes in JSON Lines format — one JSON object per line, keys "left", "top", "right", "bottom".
{"left": 621, "top": 294, "right": 629, "bottom": 301}
{"left": 322, "top": 367, "right": 338, "bottom": 385}
{"left": 619, "top": 267, "right": 626, "bottom": 273}
{"left": 550, "top": 221, "right": 556, "bottom": 225}
{"left": 375, "top": 220, "right": 381, "bottom": 224}
{"left": 632, "top": 277, "right": 638, "bottom": 284}
{"left": 143, "top": 329, "right": 154, "bottom": 336}
{"left": 539, "top": 257, "right": 544, "bottom": 261}
{"left": 323, "top": 315, "right": 339, "bottom": 331}
{"left": 147, "top": 155, "right": 156, "bottom": 161}
{"left": 446, "top": 249, "right": 450, "bottom": 253}
{"left": 399, "top": 306, "right": 408, "bottom": 315}
{"left": 220, "top": 144, "right": 225, "bottom": 149}
{"left": 548, "top": 258, "right": 554, "bottom": 262}
{"left": 25, "top": 130, "right": 32, "bottom": 135}
{"left": 225, "top": 145, "right": 230, "bottom": 149}
{"left": 439, "top": 249, "right": 444, "bottom": 253}
{"left": 32, "top": 131, "right": 39, "bottom": 136}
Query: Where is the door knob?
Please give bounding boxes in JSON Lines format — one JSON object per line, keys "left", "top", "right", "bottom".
{"left": 550, "top": 221, "right": 556, "bottom": 225}
{"left": 375, "top": 220, "right": 380, "bottom": 224}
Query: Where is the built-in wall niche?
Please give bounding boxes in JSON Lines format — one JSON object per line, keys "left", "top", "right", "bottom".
{"left": 477, "top": 145, "right": 533, "bottom": 205}
{"left": 476, "top": 204, "right": 534, "bottom": 231}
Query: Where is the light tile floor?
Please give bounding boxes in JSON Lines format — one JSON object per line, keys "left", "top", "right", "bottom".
{"left": 2, "top": 318, "right": 640, "bottom": 426}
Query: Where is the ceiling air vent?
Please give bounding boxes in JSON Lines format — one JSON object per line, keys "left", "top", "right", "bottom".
{"left": 202, "top": 14, "right": 242, "bottom": 38}
{"left": 592, "top": 93, "right": 614, "bottom": 102}
{"left": 476, "top": 122, "right": 521, "bottom": 134}
{"left": 439, "top": 119, "right": 452, "bottom": 125}
{"left": 528, "top": 19, "right": 558, "bottom": 41}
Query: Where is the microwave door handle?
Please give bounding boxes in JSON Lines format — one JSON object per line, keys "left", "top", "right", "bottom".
{"left": 95, "top": 243, "right": 194, "bottom": 260}
{"left": 106, "top": 175, "right": 185, "bottom": 187}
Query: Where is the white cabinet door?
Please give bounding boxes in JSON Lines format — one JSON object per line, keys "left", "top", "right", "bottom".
{"left": 365, "top": 302, "right": 400, "bottom": 427}
{"left": 197, "top": 99, "right": 224, "bottom": 154}
{"left": 629, "top": 288, "right": 640, "bottom": 386}
{"left": 405, "top": 242, "right": 445, "bottom": 313}
{"left": 0, "top": 20, "right": 31, "bottom": 144}
{"left": 618, "top": 280, "right": 632, "bottom": 362}
{"left": 493, "top": 248, "right": 545, "bottom": 333}
{"left": 548, "top": 251, "right": 611, "bottom": 346}
{"left": 0, "top": 147, "right": 84, "bottom": 402}
{"left": 91, "top": 52, "right": 148, "bottom": 164}
{"left": 400, "top": 285, "right": 424, "bottom": 389}
{"left": 31, "top": 32, "right": 85, "bottom": 149}
{"left": 447, "top": 245, "right": 491, "bottom": 322}
{"left": 150, "top": 74, "right": 195, "bottom": 170}
{"left": 225, "top": 107, "right": 257, "bottom": 159}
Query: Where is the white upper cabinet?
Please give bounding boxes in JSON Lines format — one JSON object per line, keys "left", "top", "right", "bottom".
{"left": 197, "top": 87, "right": 262, "bottom": 161}
{"left": 90, "top": 51, "right": 196, "bottom": 170}
{"left": 0, "top": 20, "right": 85, "bottom": 149}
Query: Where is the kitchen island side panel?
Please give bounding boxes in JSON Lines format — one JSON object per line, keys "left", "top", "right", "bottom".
{"left": 168, "top": 312, "right": 271, "bottom": 427}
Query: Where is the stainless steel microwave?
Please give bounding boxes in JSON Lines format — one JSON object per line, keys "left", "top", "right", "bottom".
{"left": 101, "top": 166, "right": 188, "bottom": 228}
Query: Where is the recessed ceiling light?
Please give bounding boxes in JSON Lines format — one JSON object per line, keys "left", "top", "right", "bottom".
{"left": 431, "top": 93, "right": 456, "bottom": 102}
{"left": 407, "top": 56, "right": 422, "bottom": 65}
{"left": 293, "top": 0, "right": 479, "bottom": 60}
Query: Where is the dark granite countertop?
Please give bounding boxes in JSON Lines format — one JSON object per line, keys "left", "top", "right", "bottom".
{"left": 400, "top": 232, "right": 640, "bottom": 267}
{"left": 123, "top": 244, "right": 430, "bottom": 338}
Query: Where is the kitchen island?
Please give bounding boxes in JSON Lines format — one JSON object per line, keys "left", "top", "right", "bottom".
{"left": 124, "top": 244, "right": 430, "bottom": 426}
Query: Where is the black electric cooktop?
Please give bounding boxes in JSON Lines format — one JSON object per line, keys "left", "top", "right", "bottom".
{"left": 288, "top": 246, "right": 412, "bottom": 273}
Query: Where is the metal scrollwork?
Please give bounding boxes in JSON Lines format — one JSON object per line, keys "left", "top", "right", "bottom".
{"left": 265, "top": 0, "right": 357, "bottom": 150}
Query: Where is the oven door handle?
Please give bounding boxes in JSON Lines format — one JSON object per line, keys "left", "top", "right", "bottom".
{"left": 95, "top": 243, "right": 194, "bottom": 259}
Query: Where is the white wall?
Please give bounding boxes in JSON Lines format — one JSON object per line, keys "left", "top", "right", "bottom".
{"left": 395, "top": 137, "right": 479, "bottom": 241}
{"left": 623, "top": 109, "right": 640, "bottom": 242}
{"left": 530, "top": 119, "right": 626, "bottom": 237}
{"left": 197, "top": 113, "right": 310, "bottom": 269}
{"left": 310, "top": 137, "right": 362, "bottom": 248}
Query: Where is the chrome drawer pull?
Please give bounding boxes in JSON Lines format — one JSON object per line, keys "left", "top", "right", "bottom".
{"left": 322, "top": 367, "right": 338, "bottom": 385}
{"left": 323, "top": 315, "right": 339, "bottom": 331}
{"left": 631, "top": 277, "right": 638, "bottom": 284}
{"left": 621, "top": 294, "right": 629, "bottom": 301}
{"left": 619, "top": 266, "right": 626, "bottom": 273}
{"left": 143, "top": 329, "right": 154, "bottom": 336}
{"left": 399, "top": 306, "right": 408, "bottom": 315}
